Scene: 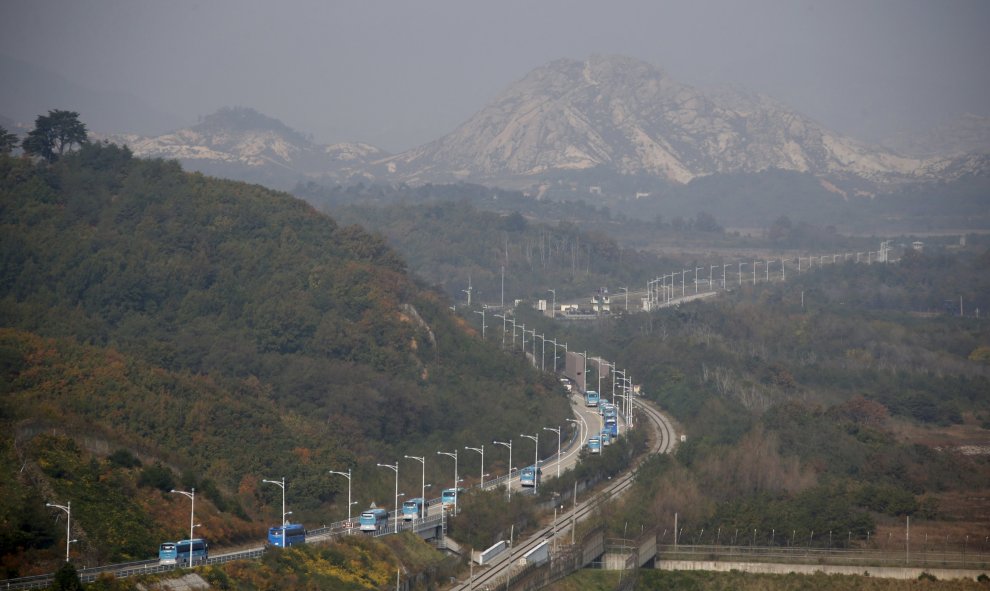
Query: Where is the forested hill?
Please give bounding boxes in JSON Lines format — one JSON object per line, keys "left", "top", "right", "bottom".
{"left": 0, "top": 144, "right": 568, "bottom": 571}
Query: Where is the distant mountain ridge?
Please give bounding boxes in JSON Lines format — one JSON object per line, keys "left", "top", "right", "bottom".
{"left": 105, "top": 106, "right": 387, "bottom": 189}
{"left": 106, "top": 57, "right": 988, "bottom": 191}
{"left": 376, "top": 55, "right": 986, "bottom": 187}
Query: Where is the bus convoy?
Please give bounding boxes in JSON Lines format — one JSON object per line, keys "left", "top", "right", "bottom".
{"left": 519, "top": 466, "right": 542, "bottom": 487}
{"left": 441, "top": 487, "right": 465, "bottom": 508}
{"left": 158, "top": 538, "right": 208, "bottom": 565}
{"left": 267, "top": 524, "right": 307, "bottom": 547}
{"left": 402, "top": 498, "right": 425, "bottom": 521}
{"left": 153, "top": 385, "right": 626, "bottom": 566}
{"left": 359, "top": 507, "right": 390, "bottom": 532}
{"left": 585, "top": 390, "right": 600, "bottom": 407}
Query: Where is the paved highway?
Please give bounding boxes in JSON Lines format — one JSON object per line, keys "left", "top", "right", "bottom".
{"left": 451, "top": 393, "right": 677, "bottom": 590}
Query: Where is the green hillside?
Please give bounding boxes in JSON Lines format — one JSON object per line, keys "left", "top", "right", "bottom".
{"left": 0, "top": 144, "right": 570, "bottom": 574}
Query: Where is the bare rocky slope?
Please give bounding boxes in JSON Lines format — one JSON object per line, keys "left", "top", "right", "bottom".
{"left": 375, "top": 55, "right": 986, "bottom": 187}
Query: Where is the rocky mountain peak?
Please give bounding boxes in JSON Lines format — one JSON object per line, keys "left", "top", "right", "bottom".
{"left": 377, "top": 55, "right": 980, "bottom": 187}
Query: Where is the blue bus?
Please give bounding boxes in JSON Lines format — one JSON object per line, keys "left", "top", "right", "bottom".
{"left": 603, "top": 404, "right": 617, "bottom": 419}
{"left": 585, "top": 390, "right": 600, "bottom": 407}
{"left": 402, "top": 498, "right": 425, "bottom": 521}
{"left": 604, "top": 416, "right": 618, "bottom": 437}
{"left": 519, "top": 465, "right": 542, "bottom": 487}
{"left": 158, "top": 542, "right": 177, "bottom": 565}
{"left": 159, "top": 538, "right": 208, "bottom": 565}
{"left": 441, "top": 487, "right": 465, "bottom": 509}
{"left": 267, "top": 523, "right": 306, "bottom": 547}
{"left": 359, "top": 507, "right": 389, "bottom": 532}
{"left": 587, "top": 436, "right": 601, "bottom": 454}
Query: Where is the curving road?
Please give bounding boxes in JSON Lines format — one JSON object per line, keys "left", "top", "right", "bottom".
{"left": 451, "top": 393, "right": 677, "bottom": 590}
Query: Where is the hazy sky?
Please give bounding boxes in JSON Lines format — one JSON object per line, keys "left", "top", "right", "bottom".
{"left": 2, "top": 0, "right": 989, "bottom": 152}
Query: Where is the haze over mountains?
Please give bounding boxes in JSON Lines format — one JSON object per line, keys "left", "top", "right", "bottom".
{"left": 5, "top": 53, "right": 986, "bottom": 196}
{"left": 88, "top": 56, "right": 989, "bottom": 195}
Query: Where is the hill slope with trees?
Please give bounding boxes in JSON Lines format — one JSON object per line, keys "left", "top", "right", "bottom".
{"left": 0, "top": 143, "right": 570, "bottom": 574}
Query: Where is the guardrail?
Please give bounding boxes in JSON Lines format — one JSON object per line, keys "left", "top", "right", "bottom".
{"left": 2, "top": 396, "right": 593, "bottom": 589}
{"left": 659, "top": 544, "right": 990, "bottom": 571}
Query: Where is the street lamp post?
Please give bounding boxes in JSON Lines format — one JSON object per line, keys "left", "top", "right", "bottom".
{"left": 170, "top": 487, "right": 197, "bottom": 541}
{"left": 492, "top": 439, "right": 512, "bottom": 500}
{"left": 520, "top": 432, "right": 539, "bottom": 493}
{"left": 262, "top": 477, "right": 288, "bottom": 527}
{"left": 46, "top": 501, "right": 74, "bottom": 562}
{"left": 494, "top": 313, "right": 507, "bottom": 348}
{"left": 403, "top": 456, "right": 426, "bottom": 520}
{"left": 377, "top": 463, "right": 399, "bottom": 533}
{"left": 437, "top": 450, "right": 459, "bottom": 513}
{"left": 465, "top": 445, "right": 485, "bottom": 488}
{"left": 328, "top": 469, "right": 353, "bottom": 529}
{"left": 474, "top": 307, "right": 486, "bottom": 340}
{"left": 565, "top": 418, "right": 581, "bottom": 452}
{"left": 543, "top": 426, "right": 561, "bottom": 479}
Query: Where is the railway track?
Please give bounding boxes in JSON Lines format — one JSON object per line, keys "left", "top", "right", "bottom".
{"left": 452, "top": 396, "right": 677, "bottom": 590}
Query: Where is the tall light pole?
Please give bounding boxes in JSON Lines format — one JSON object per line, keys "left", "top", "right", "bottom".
{"left": 46, "top": 501, "right": 74, "bottom": 562}
{"left": 403, "top": 456, "right": 426, "bottom": 520}
{"left": 543, "top": 426, "right": 561, "bottom": 479}
{"left": 547, "top": 288, "right": 556, "bottom": 319}
{"left": 565, "top": 418, "right": 581, "bottom": 448}
{"left": 533, "top": 331, "right": 547, "bottom": 371}
{"left": 492, "top": 439, "right": 512, "bottom": 500}
{"left": 377, "top": 463, "right": 399, "bottom": 532}
{"left": 494, "top": 313, "right": 508, "bottom": 348}
{"left": 739, "top": 262, "right": 744, "bottom": 286}
{"left": 464, "top": 445, "right": 485, "bottom": 488}
{"left": 262, "top": 477, "right": 288, "bottom": 527}
{"left": 520, "top": 432, "right": 539, "bottom": 493}
{"left": 619, "top": 287, "right": 628, "bottom": 312}
{"left": 723, "top": 264, "right": 729, "bottom": 289}
{"left": 328, "top": 469, "right": 353, "bottom": 528}
{"left": 170, "top": 487, "right": 197, "bottom": 541}
{"left": 474, "top": 307, "right": 486, "bottom": 340}
{"left": 529, "top": 329, "right": 539, "bottom": 367}
{"left": 462, "top": 276, "right": 472, "bottom": 306}
{"left": 437, "top": 450, "right": 459, "bottom": 513}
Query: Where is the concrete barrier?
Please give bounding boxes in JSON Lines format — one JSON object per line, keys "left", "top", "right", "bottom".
{"left": 657, "top": 559, "right": 989, "bottom": 581}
